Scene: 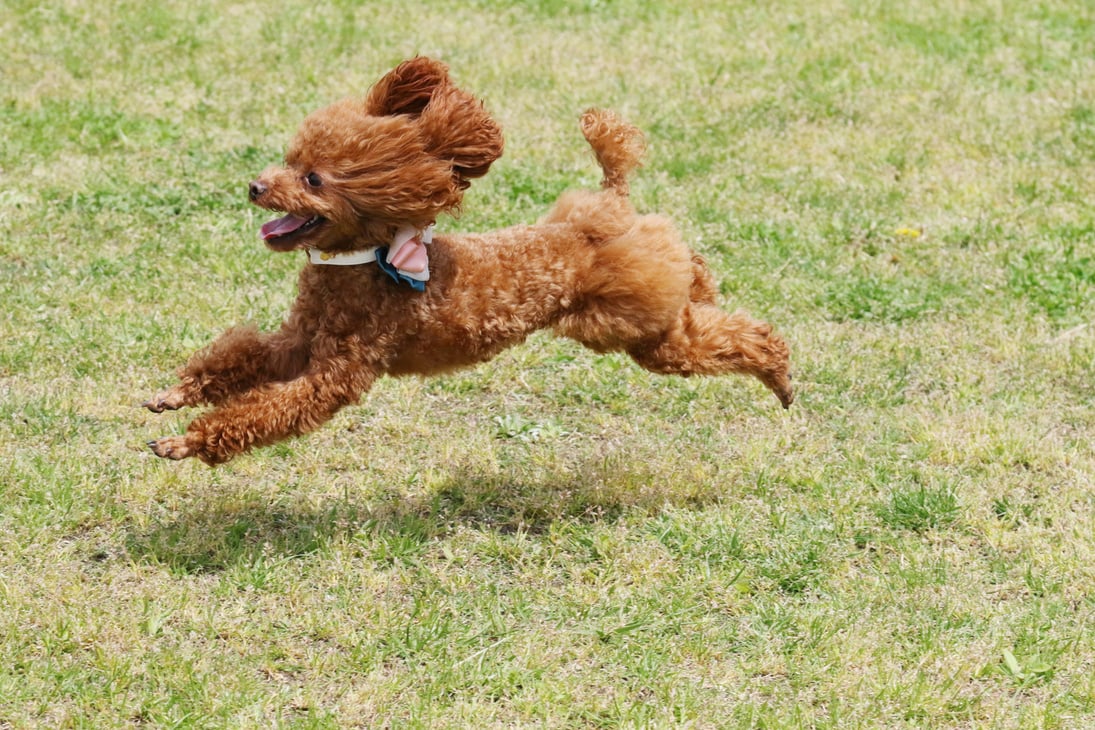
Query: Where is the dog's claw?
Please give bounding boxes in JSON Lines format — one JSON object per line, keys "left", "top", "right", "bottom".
{"left": 149, "top": 436, "right": 192, "bottom": 460}
{"left": 144, "top": 388, "right": 186, "bottom": 413}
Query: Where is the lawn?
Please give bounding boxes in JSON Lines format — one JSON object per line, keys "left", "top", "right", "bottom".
{"left": 2, "top": 0, "right": 1094, "bottom": 727}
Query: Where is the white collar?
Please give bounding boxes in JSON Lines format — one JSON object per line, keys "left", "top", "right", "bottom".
{"left": 308, "top": 247, "right": 380, "bottom": 266}
{"left": 307, "top": 225, "right": 433, "bottom": 282}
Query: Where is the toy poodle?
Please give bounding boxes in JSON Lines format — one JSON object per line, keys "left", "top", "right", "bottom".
{"left": 146, "top": 57, "right": 793, "bottom": 464}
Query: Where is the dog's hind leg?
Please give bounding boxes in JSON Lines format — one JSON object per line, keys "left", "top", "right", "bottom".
{"left": 144, "top": 325, "right": 309, "bottom": 412}
{"left": 627, "top": 303, "right": 794, "bottom": 408}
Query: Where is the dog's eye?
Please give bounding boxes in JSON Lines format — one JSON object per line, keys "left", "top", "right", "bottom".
{"left": 305, "top": 172, "right": 323, "bottom": 188}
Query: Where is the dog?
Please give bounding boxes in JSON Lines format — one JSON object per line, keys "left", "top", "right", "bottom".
{"left": 146, "top": 57, "right": 793, "bottom": 465}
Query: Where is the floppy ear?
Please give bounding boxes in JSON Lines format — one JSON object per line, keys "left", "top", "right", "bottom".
{"left": 418, "top": 85, "right": 504, "bottom": 187}
{"left": 365, "top": 56, "right": 451, "bottom": 117}
{"left": 365, "top": 57, "right": 504, "bottom": 191}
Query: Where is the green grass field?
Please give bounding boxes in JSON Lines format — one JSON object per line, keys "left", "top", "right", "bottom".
{"left": 3, "top": 0, "right": 1095, "bottom": 727}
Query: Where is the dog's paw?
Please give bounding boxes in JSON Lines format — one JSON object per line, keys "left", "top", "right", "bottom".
{"left": 776, "top": 375, "right": 795, "bottom": 409}
{"left": 761, "top": 369, "right": 795, "bottom": 409}
{"left": 143, "top": 387, "right": 187, "bottom": 413}
{"left": 148, "top": 436, "right": 193, "bottom": 460}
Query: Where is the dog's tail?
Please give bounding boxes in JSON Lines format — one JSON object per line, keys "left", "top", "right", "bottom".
{"left": 581, "top": 108, "right": 645, "bottom": 196}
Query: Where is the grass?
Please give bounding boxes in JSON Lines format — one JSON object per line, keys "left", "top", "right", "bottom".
{"left": 2, "top": 0, "right": 1095, "bottom": 727}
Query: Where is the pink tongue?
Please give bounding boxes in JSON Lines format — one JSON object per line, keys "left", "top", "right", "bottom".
{"left": 260, "top": 214, "right": 310, "bottom": 240}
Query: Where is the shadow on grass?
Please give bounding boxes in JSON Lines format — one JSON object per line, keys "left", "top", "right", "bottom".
{"left": 124, "top": 459, "right": 724, "bottom": 575}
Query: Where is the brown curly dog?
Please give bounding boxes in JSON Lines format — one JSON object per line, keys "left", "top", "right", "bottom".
{"left": 146, "top": 57, "right": 793, "bottom": 465}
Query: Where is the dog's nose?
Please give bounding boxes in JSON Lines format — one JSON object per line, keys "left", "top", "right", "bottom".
{"left": 249, "top": 180, "right": 267, "bottom": 201}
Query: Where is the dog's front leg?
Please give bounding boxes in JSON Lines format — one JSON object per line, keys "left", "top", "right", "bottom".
{"left": 144, "top": 325, "right": 308, "bottom": 412}
{"left": 148, "top": 362, "right": 376, "bottom": 464}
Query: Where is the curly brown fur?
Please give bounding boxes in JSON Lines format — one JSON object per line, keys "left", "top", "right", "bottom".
{"left": 146, "top": 58, "right": 793, "bottom": 465}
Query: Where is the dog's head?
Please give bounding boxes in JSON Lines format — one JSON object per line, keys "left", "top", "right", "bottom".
{"left": 250, "top": 57, "right": 504, "bottom": 252}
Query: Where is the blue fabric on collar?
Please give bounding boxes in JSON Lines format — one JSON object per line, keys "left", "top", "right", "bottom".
{"left": 374, "top": 246, "right": 426, "bottom": 292}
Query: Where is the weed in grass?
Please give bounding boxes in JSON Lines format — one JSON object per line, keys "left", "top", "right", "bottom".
{"left": 360, "top": 515, "right": 434, "bottom": 568}
{"left": 823, "top": 270, "right": 943, "bottom": 323}
{"left": 992, "top": 495, "right": 1037, "bottom": 529}
{"left": 878, "top": 483, "right": 962, "bottom": 533}
{"left": 492, "top": 413, "right": 569, "bottom": 443}
{"left": 758, "top": 538, "right": 829, "bottom": 596}
{"left": 1006, "top": 239, "right": 1095, "bottom": 323}
{"left": 648, "top": 510, "right": 745, "bottom": 565}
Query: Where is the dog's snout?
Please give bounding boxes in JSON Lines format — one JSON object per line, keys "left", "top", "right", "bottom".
{"left": 249, "top": 180, "right": 268, "bottom": 201}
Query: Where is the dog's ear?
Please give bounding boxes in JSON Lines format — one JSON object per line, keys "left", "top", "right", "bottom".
{"left": 365, "top": 57, "right": 504, "bottom": 193}
{"left": 365, "top": 57, "right": 451, "bottom": 117}
{"left": 417, "top": 86, "right": 504, "bottom": 187}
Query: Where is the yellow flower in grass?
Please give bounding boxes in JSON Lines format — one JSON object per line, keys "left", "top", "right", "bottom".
{"left": 894, "top": 227, "right": 922, "bottom": 238}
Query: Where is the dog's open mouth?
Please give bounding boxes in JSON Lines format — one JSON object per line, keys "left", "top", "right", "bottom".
{"left": 260, "top": 213, "right": 326, "bottom": 250}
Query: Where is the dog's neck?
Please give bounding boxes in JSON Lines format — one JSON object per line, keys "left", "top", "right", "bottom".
{"left": 307, "top": 224, "right": 434, "bottom": 291}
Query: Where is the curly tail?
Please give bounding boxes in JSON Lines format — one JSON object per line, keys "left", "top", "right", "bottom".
{"left": 580, "top": 108, "right": 645, "bottom": 196}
